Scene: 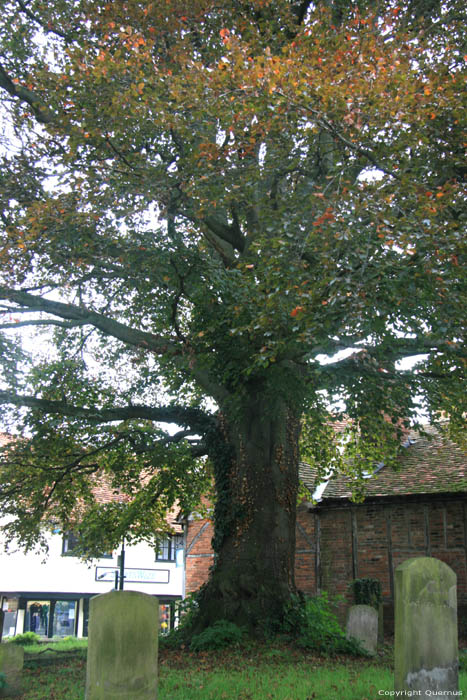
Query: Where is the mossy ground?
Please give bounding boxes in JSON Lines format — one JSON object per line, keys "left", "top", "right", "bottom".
{"left": 15, "top": 640, "right": 467, "bottom": 699}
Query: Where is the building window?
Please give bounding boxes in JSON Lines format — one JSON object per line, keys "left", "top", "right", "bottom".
{"left": 23, "top": 599, "right": 78, "bottom": 638}
{"left": 53, "top": 600, "right": 77, "bottom": 637}
{"left": 159, "top": 602, "right": 178, "bottom": 634}
{"left": 62, "top": 532, "right": 80, "bottom": 556}
{"left": 62, "top": 532, "right": 112, "bottom": 559}
{"left": 155, "top": 535, "right": 183, "bottom": 562}
{"left": 1, "top": 598, "right": 18, "bottom": 639}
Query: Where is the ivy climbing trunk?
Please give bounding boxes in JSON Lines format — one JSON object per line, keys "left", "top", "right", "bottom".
{"left": 196, "top": 387, "right": 302, "bottom": 633}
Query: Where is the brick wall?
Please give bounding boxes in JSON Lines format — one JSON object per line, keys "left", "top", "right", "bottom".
{"left": 295, "top": 506, "right": 317, "bottom": 595}
{"left": 185, "top": 518, "right": 215, "bottom": 593}
{"left": 185, "top": 495, "right": 467, "bottom": 634}
{"left": 185, "top": 509, "right": 320, "bottom": 596}
{"left": 315, "top": 495, "right": 467, "bottom": 633}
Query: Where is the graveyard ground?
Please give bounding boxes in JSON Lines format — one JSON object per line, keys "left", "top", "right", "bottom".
{"left": 14, "top": 640, "right": 467, "bottom": 700}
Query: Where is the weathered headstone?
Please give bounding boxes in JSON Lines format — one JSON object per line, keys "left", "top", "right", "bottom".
{"left": 85, "top": 590, "right": 159, "bottom": 700}
{"left": 377, "top": 602, "right": 384, "bottom": 646}
{"left": 0, "top": 643, "right": 24, "bottom": 697}
{"left": 395, "top": 557, "right": 458, "bottom": 696}
{"left": 346, "top": 604, "right": 378, "bottom": 655}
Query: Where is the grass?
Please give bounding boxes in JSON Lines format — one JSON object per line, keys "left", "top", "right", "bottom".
{"left": 13, "top": 642, "right": 467, "bottom": 699}
{"left": 19, "top": 659, "right": 85, "bottom": 700}
{"left": 160, "top": 662, "right": 393, "bottom": 699}
{"left": 22, "top": 638, "right": 88, "bottom": 656}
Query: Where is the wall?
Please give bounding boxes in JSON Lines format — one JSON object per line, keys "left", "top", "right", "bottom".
{"left": 185, "top": 518, "right": 215, "bottom": 593}
{"left": 1, "top": 528, "right": 185, "bottom": 637}
{"left": 185, "top": 495, "right": 467, "bottom": 635}
{"left": 314, "top": 495, "right": 467, "bottom": 633}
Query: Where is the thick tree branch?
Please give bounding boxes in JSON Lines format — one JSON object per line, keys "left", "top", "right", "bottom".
{"left": 377, "top": 337, "right": 465, "bottom": 361}
{"left": 200, "top": 228, "right": 236, "bottom": 266}
{"left": 0, "top": 287, "right": 229, "bottom": 404}
{"left": 203, "top": 214, "right": 245, "bottom": 252}
{"left": 312, "top": 337, "right": 465, "bottom": 391}
{"left": 179, "top": 208, "right": 241, "bottom": 265}
{"left": 0, "top": 391, "right": 215, "bottom": 432}
{"left": 0, "top": 63, "right": 55, "bottom": 124}
{"left": 0, "top": 286, "right": 179, "bottom": 355}
{"left": 0, "top": 319, "right": 86, "bottom": 330}
{"left": 316, "top": 336, "right": 464, "bottom": 371}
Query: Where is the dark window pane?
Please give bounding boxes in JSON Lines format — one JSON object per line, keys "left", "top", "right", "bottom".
{"left": 155, "top": 535, "right": 182, "bottom": 562}
{"left": 62, "top": 531, "right": 112, "bottom": 558}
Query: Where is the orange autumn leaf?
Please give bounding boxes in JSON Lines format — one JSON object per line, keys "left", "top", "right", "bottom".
{"left": 290, "top": 306, "right": 304, "bottom": 317}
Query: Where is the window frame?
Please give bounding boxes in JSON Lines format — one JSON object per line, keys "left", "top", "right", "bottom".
{"left": 61, "top": 531, "right": 113, "bottom": 559}
{"left": 155, "top": 535, "right": 183, "bottom": 563}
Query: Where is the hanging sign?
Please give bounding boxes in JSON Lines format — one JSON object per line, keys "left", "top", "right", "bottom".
{"left": 95, "top": 567, "right": 170, "bottom": 584}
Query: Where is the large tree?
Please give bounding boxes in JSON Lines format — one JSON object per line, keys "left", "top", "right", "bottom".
{"left": 0, "top": 0, "right": 465, "bottom": 632}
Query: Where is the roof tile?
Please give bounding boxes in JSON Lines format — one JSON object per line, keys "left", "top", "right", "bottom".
{"left": 301, "top": 427, "right": 467, "bottom": 501}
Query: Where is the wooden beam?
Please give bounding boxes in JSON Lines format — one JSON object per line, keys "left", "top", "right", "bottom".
{"left": 385, "top": 507, "right": 394, "bottom": 602}
{"left": 351, "top": 508, "right": 358, "bottom": 580}
{"left": 424, "top": 504, "right": 431, "bottom": 557}
{"left": 314, "top": 512, "right": 321, "bottom": 593}
{"left": 463, "top": 501, "right": 467, "bottom": 577}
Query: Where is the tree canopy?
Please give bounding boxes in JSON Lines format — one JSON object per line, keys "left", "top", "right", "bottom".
{"left": 0, "top": 0, "right": 465, "bottom": 627}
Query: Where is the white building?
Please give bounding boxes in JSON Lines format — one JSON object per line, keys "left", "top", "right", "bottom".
{"left": 0, "top": 522, "right": 184, "bottom": 638}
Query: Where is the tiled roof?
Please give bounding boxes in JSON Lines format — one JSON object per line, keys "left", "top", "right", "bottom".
{"left": 90, "top": 477, "right": 130, "bottom": 505}
{"left": 298, "top": 462, "right": 320, "bottom": 492}
{"left": 300, "top": 427, "right": 467, "bottom": 501}
{"left": 90, "top": 473, "right": 183, "bottom": 532}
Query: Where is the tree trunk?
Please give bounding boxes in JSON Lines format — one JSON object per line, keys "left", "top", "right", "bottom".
{"left": 195, "top": 387, "right": 301, "bottom": 635}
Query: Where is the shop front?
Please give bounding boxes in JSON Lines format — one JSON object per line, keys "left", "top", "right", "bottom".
{"left": 2, "top": 592, "right": 180, "bottom": 639}
{"left": 1, "top": 593, "right": 89, "bottom": 639}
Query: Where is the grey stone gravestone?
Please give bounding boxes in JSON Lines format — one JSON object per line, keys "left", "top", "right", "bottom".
{"left": 346, "top": 604, "right": 378, "bottom": 655}
{"left": 395, "top": 556, "right": 458, "bottom": 696}
{"left": 377, "top": 603, "right": 384, "bottom": 646}
{"left": 0, "top": 643, "right": 24, "bottom": 697}
{"left": 85, "top": 590, "right": 159, "bottom": 700}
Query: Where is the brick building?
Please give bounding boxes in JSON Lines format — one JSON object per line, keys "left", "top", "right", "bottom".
{"left": 184, "top": 428, "right": 467, "bottom": 633}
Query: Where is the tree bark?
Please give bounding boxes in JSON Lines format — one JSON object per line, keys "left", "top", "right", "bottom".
{"left": 195, "top": 386, "right": 301, "bottom": 634}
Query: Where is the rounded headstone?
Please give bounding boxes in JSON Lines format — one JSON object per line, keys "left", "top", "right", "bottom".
{"left": 85, "top": 590, "right": 158, "bottom": 700}
{"left": 395, "top": 556, "right": 458, "bottom": 696}
{"left": 0, "top": 643, "right": 24, "bottom": 697}
{"left": 346, "top": 604, "right": 378, "bottom": 655}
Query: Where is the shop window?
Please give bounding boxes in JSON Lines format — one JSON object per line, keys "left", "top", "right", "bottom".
{"left": 155, "top": 535, "right": 183, "bottom": 562}
{"left": 159, "top": 602, "right": 178, "bottom": 633}
{"left": 25, "top": 601, "right": 49, "bottom": 636}
{"left": 1, "top": 598, "right": 18, "bottom": 639}
{"left": 53, "top": 601, "right": 77, "bottom": 637}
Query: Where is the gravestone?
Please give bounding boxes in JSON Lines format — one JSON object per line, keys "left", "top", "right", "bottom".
{"left": 85, "top": 590, "right": 159, "bottom": 700}
{"left": 395, "top": 557, "right": 458, "bottom": 696}
{"left": 377, "top": 603, "right": 384, "bottom": 646}
{"left": 0, "top": 643, "right": 24, "bottom": 697}
{"left": 346, "top": 604, "right": 378, "bottom": 655}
